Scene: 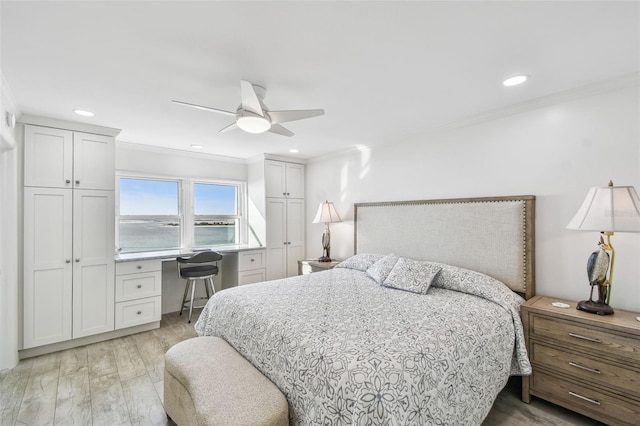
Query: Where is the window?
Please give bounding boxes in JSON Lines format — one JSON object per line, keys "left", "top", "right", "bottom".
{"left": 118, "top": 178, "right": 181, "bottom": 252}
{"left": 193, "top": 183, "right": 239, "bottom": 246}
{"left": 117, "top": 176, "right": 245, "bottom": 253}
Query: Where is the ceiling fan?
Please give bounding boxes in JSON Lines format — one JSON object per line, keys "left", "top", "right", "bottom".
{"left": 172, "top": 80, "right": 324, "bottom": 137}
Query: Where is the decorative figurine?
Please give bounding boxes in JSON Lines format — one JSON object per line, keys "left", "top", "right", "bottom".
{"left": 577, "top": 236, "right": 614, "bottom": 315}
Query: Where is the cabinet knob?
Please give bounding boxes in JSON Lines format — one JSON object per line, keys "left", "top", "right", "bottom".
{"left": 287, "top": 192, "right": 290, "bottom": 196}
{"left": 137, "top": 311, "right": 142, "bottom": 315}
{"left": 283, "top": 192, "right": 286, "bottom": 196}
{"left": 65, "top": 179, "right": 71, "bottom": 184}
{"left": 75, "top": 180, "right": 80, "bottom": 185}
{"left": 65, "top": 259, "right": 71, "bottom": 263}
{"left": 250, "top": 258, "right": 255, "bottom": 262}
{"left": 75, "top": 258, "right": 80, "bottom": 262}
{"left": 137, "top": 284, "right": 142, "bottom": 289}
{"left": 137, "top": 265, "right": 142, "bottom": 269}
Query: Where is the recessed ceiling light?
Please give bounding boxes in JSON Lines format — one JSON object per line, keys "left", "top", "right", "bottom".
{"left": 73, "top": 109, "right": 95, "bottom": 117}
{"left": 191, "top": 144, "right": 203, "bottom": 149}
{"left": 289, "top": 149, "right": 300, "bottom": 153}
{"left": 502, "top": 75, "right": 529, "bottom": 87}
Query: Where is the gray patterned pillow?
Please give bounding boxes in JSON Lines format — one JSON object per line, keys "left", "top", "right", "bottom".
{"left": 366, "top": 254, "right": 399, "bottom": 284}
{"left": 382, "top": 258, "right": 442, "bottom": 294}
{"left": 335, "top": 253, "right": 384, "bottom": 272}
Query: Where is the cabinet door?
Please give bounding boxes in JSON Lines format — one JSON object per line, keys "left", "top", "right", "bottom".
{"left": 265, "top": 160, "right": 287, "bottom": 198}
{"left": 73, "top": 190, "right": 115, "bottom": 338}
{"left": 73, "top": 132, "right": 115, "bottom": 190}
{"left": 23, "top": 187, "right": 73, "bottom": 348}
{"left": 286, "top": 199, "right": 305, "bottom": 277}
{"left": 285, "top": 163, "right": 305, "bottom": 199}
{"left": 266, "top": 198, "right": 287, "bottom": 280}
{"left": 24, "top": 125, "right": 73, "bottom": 188}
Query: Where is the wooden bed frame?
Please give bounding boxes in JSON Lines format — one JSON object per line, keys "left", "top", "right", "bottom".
{"left": 354, "top": 195, "right": 536, "bottom": 300}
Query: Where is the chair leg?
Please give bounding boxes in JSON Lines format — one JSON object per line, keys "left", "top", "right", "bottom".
{"left": 205, "top": 278, "right": 211, "bottom": 299}
{"left": 188, "top": 278, "right": 197, "bottom": 323}
{"left": 208, "top": 277, "right": 215, "bottom": 297}
{"left": 179, "top": 279, "right": 190, "bottom": 316}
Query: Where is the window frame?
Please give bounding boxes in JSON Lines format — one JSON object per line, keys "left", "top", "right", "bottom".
{"left": 116, "top": 172, "right": 247, "bottom": 252}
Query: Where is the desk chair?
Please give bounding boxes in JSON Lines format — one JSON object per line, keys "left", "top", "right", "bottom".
{"left": 176, "top": 251, "right": 223, "bottom": 323}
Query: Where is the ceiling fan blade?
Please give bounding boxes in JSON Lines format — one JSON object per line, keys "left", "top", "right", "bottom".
{"left": 268, "top": 109, "right": 325, "bottom": 124}
{"left": 219, "top": 122, "right": 238, "bottom": 133}
{"left": 240, "top": 80, "right": 264, "bottom": 117}
{"left": 172, "top": 100, "right": 235, "bottom": 116}
{"left": 268, "top": 124, "right": 294, "bottom": 137}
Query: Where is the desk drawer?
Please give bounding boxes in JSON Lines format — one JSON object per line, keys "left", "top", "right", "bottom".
{"left": 531, "top": 314, "right": 640, "bottom": 362}
{"left": 116, "top": 259, "right": 162, "bottom": 275}
{"left": 115, "top": 271, "right": 162, "bottom": 302}
{"left": 238, "top": 250, "right": 265, "bottom": 271}
{"left": 238, "top": 268, "right": 266, "bottom": 286}
{"left": 531, "top": 340, "right": 640, "bottom": 398}
{"left": 115, "top": 296, "right": 161, "bottom": 329}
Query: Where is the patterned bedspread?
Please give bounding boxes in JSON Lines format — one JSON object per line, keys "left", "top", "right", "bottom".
{"left": 195, "top": 262, "right": 531, "bottom": 425}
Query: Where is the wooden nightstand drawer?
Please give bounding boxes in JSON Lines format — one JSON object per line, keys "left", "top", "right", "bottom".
{"left": 531, "top": 314, "right": 640, "bottom": 362}
{"left": 531, "top": 369, "right": 640, "bottom": 426}
{"left": 531, "top": 341, "right": 640, "bottom": 398}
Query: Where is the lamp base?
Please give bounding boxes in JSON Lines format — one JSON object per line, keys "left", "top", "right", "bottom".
{"left": 318, "top": 256, "right": 332, "bottom": 262}
{"left": 576, "top": 299, "right": 614, "bottom": 316}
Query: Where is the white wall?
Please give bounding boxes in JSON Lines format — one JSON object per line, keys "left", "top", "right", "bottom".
{"left": 116, "top": 143, "right": 247, "bottom": 313}
{"left": 306, "top": 81, "right": 640, "bottom": 312}
{"left": 0, "top": 72, "right": 20, "bottom": 370}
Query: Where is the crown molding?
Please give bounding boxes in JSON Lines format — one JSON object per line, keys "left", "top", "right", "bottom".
{"left": 18, "top": 114, "right": 121, "bottom": 137}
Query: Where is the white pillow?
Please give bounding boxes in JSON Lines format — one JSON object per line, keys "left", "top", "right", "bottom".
{"left": 335, "top": 253, "right": 384, "bottom": 272}
{"left": 366, "top": 254, "right": 399, "bottom": 284}
{"left": 382, "top": 258, "right": 442, "bottom": 294}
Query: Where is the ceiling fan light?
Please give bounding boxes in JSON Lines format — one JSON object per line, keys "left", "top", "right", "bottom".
{"left": 237, "top": 115, "right": 271, "bottom": 134}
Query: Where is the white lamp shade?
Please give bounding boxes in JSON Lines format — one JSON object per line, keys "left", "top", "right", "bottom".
{"left": 567, "top": 184, "right": 640, "bottom": 232}
{"left": 313, "top": 201, "right": 342, "bottom": 224}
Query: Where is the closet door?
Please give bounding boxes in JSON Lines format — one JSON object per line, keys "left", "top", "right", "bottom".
{"left": 23, "top": 187, "right": 73, "bottom": 348}
{"left": 23, "top": 126, "right": 73, "bottom": 189}
{"left": 72, "top": 190, "right": 115, "bottom": 338}
{"left": 286, "top": 199, "right": 305, "bottom": 277}
{"left": 285, "top": 163, "right": 305, "bottom": 199}
{"left": 266, "top": 198, "right": 287, "bottom": 280}
{"left": 264, "top": 160, "right": 287, "bottom": 198}
{"left": 73, "top": 132, "right": 115, "bottom": 190}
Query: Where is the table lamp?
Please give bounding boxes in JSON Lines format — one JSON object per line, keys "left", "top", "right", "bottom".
{"left": 566, "top": 181, "right": 640, "bottom": 315}
{"left": 313, "top": 200, "right": 342, "bottom": 262}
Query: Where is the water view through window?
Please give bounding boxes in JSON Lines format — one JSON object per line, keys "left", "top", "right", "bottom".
{"left": 194, "top": 183, "right": 238, "bottom": 246}
{"left": 118, "top": 178, "right": 239, "bottom": 252}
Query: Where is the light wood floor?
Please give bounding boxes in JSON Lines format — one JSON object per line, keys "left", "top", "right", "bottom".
{"left": 1, "top": 309, "right": 603, "bottom": 426}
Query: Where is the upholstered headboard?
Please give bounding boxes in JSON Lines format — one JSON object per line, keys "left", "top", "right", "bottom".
{"left": 354, "top": 195, "right": 535, "bottom": 299}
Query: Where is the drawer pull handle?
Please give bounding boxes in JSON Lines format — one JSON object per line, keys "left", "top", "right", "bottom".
{"left": 250, "top": 258, "right": 255, "bottom": 262}
{"left": 137, "top": 311, "right": 142, "bottom": 315}
{"left": 569, "top": 391, "right": 601, "bottom": 406}
{"left": 75, "top": 180, "right": 80, "bottom": 185}
{"left": 65, "top": 179, "right": 71, "bottom": 184}
{"left": 137, "top": 265, "right": 142, "bottom": 269}
{"left": 569, "top": 361, "right": 601, "bottom": 375}
{"left": 137, "top": 284, "right": 142, "bottom": 289}
{"left": 569, "top": 333, "right": 601, "bottom": 344}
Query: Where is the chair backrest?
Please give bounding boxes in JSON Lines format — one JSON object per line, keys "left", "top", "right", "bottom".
{"left": 176, "top": 251, "right": 223, "bottom": 264}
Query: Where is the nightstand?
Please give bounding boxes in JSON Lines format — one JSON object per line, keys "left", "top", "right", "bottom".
{"left": 521, "top": 295, "right": 640, "bottom": 425}
{"left": 297, "top": 259, "right": 341, "bottom": 275}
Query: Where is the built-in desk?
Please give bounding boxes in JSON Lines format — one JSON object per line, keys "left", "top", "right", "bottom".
{"left": 115, "top": 245, "right": 266, "bottom": 314}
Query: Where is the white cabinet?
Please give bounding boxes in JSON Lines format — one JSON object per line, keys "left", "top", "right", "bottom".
{"left": 22, "top": 122, "right": 117, "bottom": 349}
{"left": 24, "top": 125, "right": 114, "bottom": 190}
{"left": 115, "top": 260, "right": 162, "bottom": 329}
{"left": 72, "top": 190, "right": 115, "bottom": 338}
{"left": 237, "top": 249, "right": 266, "bottom": 285}
{"left": 23, "top": 188, "right": 115, "bottom": 347}
{"left": 266, "top": 198, "right": 305, "bottom": 280}
{"left": 265, "top": 160, "right": 304, "bottom": 199}
{"left": 23, "top": 188, "right": 73, "bottom": 348}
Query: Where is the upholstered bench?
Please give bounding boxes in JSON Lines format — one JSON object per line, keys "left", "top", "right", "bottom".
{"left": 164, "top": 336, "right": 289, "bottom": 426}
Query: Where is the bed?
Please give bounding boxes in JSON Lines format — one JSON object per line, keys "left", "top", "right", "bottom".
{"left": 195, "top": 195, "right": 535, "bottom": 425}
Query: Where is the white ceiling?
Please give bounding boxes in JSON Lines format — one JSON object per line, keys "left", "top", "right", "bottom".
{"left": 2, "top": 1, "right": 639, "bottom": 160}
